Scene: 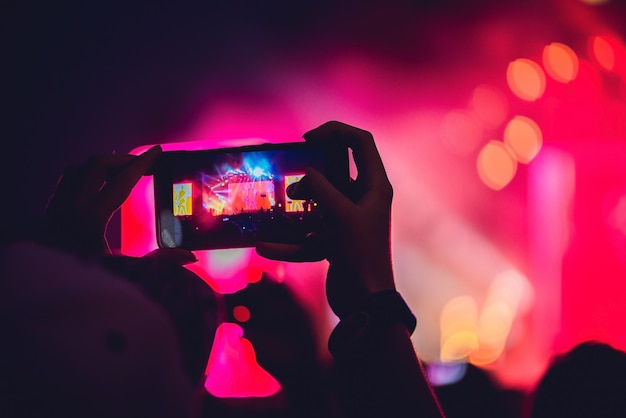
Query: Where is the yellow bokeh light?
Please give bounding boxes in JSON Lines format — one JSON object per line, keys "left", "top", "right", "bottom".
{"left": 440, "top": 331, "right": 479, "bottom": 362}
{"left": 542, "top": 42, "right": 579, "bottom": 83}
{"left": 438, "top": 272, "right": 532, "bottom": 366}
{"left": 477, "top": 302, "right": 514, "bottom": 345}
{"left": 439, "top": 296, "right": 479, "bottom": 362}
{"left": 506, "top": 58, "right": 547, "bottom": 101}
{"left": 440, "top": 296, "right": 478, "bottom": 340}
{"left": 477, "top": 141, "right": 518, "bottom": 190}
{"left": 590, "top": 35, "right": 616, "bottom": 71}
{"left": 504, "top": 115, "right": 543, "bottom": 164}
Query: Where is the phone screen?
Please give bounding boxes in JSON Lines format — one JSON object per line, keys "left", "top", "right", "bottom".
{"left": 153, "top": 142, "right": 349, "bottom": 250}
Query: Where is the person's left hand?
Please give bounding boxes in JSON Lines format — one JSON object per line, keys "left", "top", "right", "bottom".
{"left": 37, "top": 145, "right": 195, "bottom": 264}
{"left": 36, "top": 145, "right": 217, "bottom": 397}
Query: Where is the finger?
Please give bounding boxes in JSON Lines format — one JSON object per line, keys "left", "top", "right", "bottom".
{"left": 142, "top": 248, "right": 198, "bottom": 265}
{"left": 286, "top": 175, "right": 362, "bottom": 207}
{"left": 48, "top": 154, "right": 143, "bottom": 220}
{"left": 81, "top": 153, "right": 139, "bottom": 194}
{"left": 256, "top": 241, "right": 326, "bottom": 262}
{"left": 285, "top": 180, "right": 314, "bottom": 201}
{"left": 71, "top": 157, "right": 133, "bottom": 209}
{"left": 123, "top": 145, "right": 163, "bottom": 178}
{"left": 297, "top": 168, "right": 354, "bottom": 219}
{"left": 43, "top": 165, "right": 84, "bottom": 214}
{"left": 303, "top": 121, "right": 390, "bottom": 193}
{"left": 93, "top": 145, "right": 162, "bottom": 218}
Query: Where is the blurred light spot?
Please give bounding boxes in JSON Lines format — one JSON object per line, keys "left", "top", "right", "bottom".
{"left": 440, "top": 296, "right": 478, "bottom": 339}
{"left": 609, "top": 195, "right": 626, "bottom": 236}
{"left": 438, "top": 271, "right": 531, "bottom": 366}
{"left": 275, "top": 262, "right": 286, "bottom": 282}
{"left": 542, "top": 43, "right": 579, "bottom": 83}
{"left": 580, "top": 0, "right": 609, "bottom": 4}
{"left": 488, "top": 269, "right": 529, "bottom": 311}
{"left": 441, "top": 110, "right": 484, "bottom": 155}
{"left": 441, "top": 331, "right": 480, "bottom": 362}
{"left": 233, "top": 305, "right": 251, "bottom": 323}
{"left": 620, "top": 79, "right": 626, "bottom": 102}
{"left": 469, "top": 342, "right": 505, "bottom": 366}
{"left": 477, "top": 141, "right": 518, "bottom": 190}
{"left": 476, "top": 302, "right": 514, "bottom": 345}
{"left": 174, "top": 243, "right": 265, "bottom": 296}
{"left": 427, "top": 362, "right": 468, "bottom": 387}
{"left": 469, "top": 269, "right": 530, "bottom": 366}
{"left": 504, "top": 115, "right": 543, "bottom": 164}
{"left": 590, "top": 35, "right": 616, "bottom": 71}
{"left": 506, "top": 58, "right": 546, "bottom": 101}
{"left": 205, "top": 323, "right": 281, "bottom": 397}
{"left": 188, "top": 249, "right": 252, "bottom": 294}
{"left": 207, "top": 248, "right": 250, "bottom": 276}
{"left": 440, "top": 296, "right": 479, "bottom": 362}
{"left": 469, "top": 84, "right": 509, "bottom": 128}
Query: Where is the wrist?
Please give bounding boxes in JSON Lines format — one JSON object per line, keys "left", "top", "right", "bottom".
{"left": 328, "top": 290, "right": 417, "bottom": 357}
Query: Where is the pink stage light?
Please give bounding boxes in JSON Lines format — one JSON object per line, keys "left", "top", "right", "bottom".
{"left": 204, "top": 323, "right": 281, "bottom": 398}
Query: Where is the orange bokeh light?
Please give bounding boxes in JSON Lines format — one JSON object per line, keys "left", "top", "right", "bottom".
{"left": 477, "top": 141, "right": 517, "bottom": 190}
{"left": 506, "top": 58, "right": 546, "bottom": 102}
{"left": 542, "top": 42, "right": 579, "bottom": 83}
{"left": 504, "top": 115, "right": 543, "bottom": 164}
{"left": 590, "top": 35, "right": 616, "bottom": 71}
{"left": 440, "top": 331, "right": 479, "bottom": 362}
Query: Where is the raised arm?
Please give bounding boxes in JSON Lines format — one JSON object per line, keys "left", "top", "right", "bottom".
{"left": 257, "top": 121, "right": 445, "bottom": 418}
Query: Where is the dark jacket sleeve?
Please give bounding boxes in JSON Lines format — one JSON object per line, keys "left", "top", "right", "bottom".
{"left": 330, "top": 318, "right": 445, "bottom": 418}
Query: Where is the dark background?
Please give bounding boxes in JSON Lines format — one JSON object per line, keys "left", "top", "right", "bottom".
{"left": 3, "top": 0, "right": 625, "bottom": 237}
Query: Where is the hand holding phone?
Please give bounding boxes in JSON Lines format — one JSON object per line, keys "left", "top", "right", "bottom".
{"left": 256, "top": 121, "right": 396, "bottom": 318}
{"left": 38, "top": 146, "right": 163, "bottom": 257}
{"left": 152, "top": 141, "right": 350, "bottom": 251}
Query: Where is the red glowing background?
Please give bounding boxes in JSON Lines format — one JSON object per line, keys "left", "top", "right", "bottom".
{"left": 120, "top": 8, "right": 626, "bottom": 395}
{"left": 7, "top": 0, "right": 626, "bottom": 402}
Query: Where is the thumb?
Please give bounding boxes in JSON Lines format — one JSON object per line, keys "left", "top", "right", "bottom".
{"left": 142, "top": 248, "right": 198, "bottom": 265}
{"left": 300, "top": 168, "right": 353, "bottom": 219}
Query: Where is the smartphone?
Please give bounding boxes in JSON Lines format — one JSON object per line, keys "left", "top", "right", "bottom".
{"left": 152, "top": 141, "right": 350, "bottom": 250}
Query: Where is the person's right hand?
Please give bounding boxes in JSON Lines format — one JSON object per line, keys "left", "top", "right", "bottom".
{"left": 256, "top": 121, "right": 396, "bottom": 319}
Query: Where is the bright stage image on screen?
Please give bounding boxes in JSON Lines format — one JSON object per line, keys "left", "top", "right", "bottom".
{"left": 154, "top": 145, "right": 331, "bottom": 250}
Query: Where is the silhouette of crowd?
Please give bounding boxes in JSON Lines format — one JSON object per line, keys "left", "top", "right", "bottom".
{"left": 4, "top": 3, "right": 626, "bottom": 417}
